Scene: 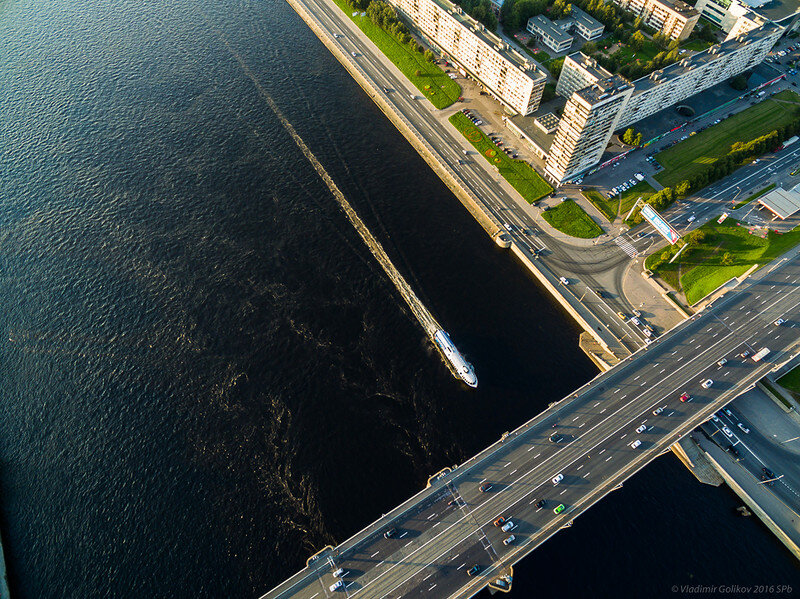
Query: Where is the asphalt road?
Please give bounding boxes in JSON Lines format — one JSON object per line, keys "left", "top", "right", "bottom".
{"left": 262, "top": 231, "right": 800, "bottom": 599}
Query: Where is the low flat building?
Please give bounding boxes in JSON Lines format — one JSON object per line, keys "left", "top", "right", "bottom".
{"left": 391, "top": 0, "right": 547, "bottom": 115}
{"left": 555, "top": 52, "right": 613, "bottom": 99}
{"left": 613, "top": 0, "right": 700, "bottom": 40}
{"left": 527, "top": 15, "right": 573, "bottom": 53}
{"left": 569, "top": 6, "right": 605, "bottom": 40}
{"left": 757, "top": 184, "right": 800, "bottom": 219}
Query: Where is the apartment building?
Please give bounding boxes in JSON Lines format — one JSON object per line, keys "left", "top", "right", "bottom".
{"left": 545, "top": 76, "right": 634, "bottom": 183}
{"left": 616, "top": 21, "right": 781, "bottom": 127}
{"left": 613, "top": 0, "right": 700, "bottom": 40}
{"left": 555, "top": 52, "right": 613, "bottom": 99}
{"left": 391, "top": 0, "right": 547, "bottom": 114}
{"left": 694, "top": 0, "right": 766, "bottom": 32}
{"left": 543, "top": 22, "right": 781, "bottom": 183}
{"left": 526, "top": 14, "right": 573, "bottom": 52}
{"left": 725, "top": 10, "right": 767, "bottom": 40}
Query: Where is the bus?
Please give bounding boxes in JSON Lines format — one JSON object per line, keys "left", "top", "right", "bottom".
{"left": 752, "top": 348, "right": 770, "bottom": 362}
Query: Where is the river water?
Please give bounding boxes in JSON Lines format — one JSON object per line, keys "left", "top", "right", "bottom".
{"left": 0, "top": 0, "right": 796, "bottom": 597}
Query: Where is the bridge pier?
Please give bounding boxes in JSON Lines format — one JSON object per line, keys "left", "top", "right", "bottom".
{"left": 487, "top": 565, "right": 513, "bottom": 594}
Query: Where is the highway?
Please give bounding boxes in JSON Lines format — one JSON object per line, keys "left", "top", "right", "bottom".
{"left": 262, "top": 239, "right": 800, "bottom": 598}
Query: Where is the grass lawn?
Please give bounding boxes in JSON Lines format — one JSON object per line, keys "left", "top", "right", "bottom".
{"left": 654, "top": 91, "right": 800, "bottom": 188}
{"left": 734, "top": 183, "right": 775, "bottom": 209}
{"left": 582, "top": 190, "right": 617, "bottom": 222}
{"left": 612, "top": 40, "right": 661, "bottom": 64}
{"left": 542, "top": 200, "right": 603, "bottom": 238}
{"left": 646, "top": 218, "right": 800, "bottom": 305}
{"left": 449, "top": 113, "right": 552, "bottom": 203}
{"left": 331, "top": 0, "right": 460, "bottom": 109}
{"left": 681, "top": 39, "right": 713, "bottom": 52}
{"left": 619, "top": 181, "right": 656, "bottom": 215}
{"left": 777, "top": 368, "right": 800, "bottom": 400}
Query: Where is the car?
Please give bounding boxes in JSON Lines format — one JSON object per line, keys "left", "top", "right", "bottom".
{"left": 333, "top": 568, "right": 346, "bottom": 578}
{"left": 504, "top": 223, "right": 512, "bottom": 231}
{"left": 467, "top": 565, "right": 481, "bottom": 577}
{"left": 549, "top": 433, "right": 564, "bottom": 443}
{"left": 554, "top": 504, "right": 566, "bottom": 514}
{"left": 382, "top": 86, "right": 390, "bottom": 93}
{"left": 632, "top": 309, "right": 641, "bottom": 317}
{"left": 480, "top": 482, "right": 493, "bottom": 493}
{"left": 680, "top": 392, "right": 691, "bottom": 402}
{"left": 630, "top": 439, "right": 642, "bottom": 449}
{"left": 535, "top": 499, "right": 546, "bottom": 509}
{"left": 559, "top": 276, "right": 569, "bottom": 285}
{"left": 741, "top": 350, "right": 751, "bottom": 358}
{"left": 617, "top": 311, "right": 627, "bottom": 320}
{"left": 717, "top": 358, "right": 728, "bottom": 367}
{"left": 711, "top": 414, "right": 720, "bottom": 423}
{"left": 722, "top": 426, "right": 734, "bottom": 438}
{"left": 503, "top": 535, "right": 516, "bottom": 546}
{"left": 775, "top": 318, "right": 785, "bottom": 326}
{"left": 384, "top": 528, "right": 397, "bottom": 539}
{"left": 653, "top": 406, "right": 665, "bottom": 415}
{"left": 724, "top": 408, "right": 733, "bottom": 417}
{"left": 351, "top": 51, "right": 358, "bottom": 57}
{"left": 737, "top": 422, "right": 750, "bottom": 434}
{"left": 687, "top": 215, "right": 696, "bottom": 223}
{"left": 642, "top": 328, "right": 652, "bottom": 338}
{"left": 493, "top": 517, "right": 507, "bottom": 527}
{"left": 760, "top": 474, "right": 775, "bottom": 486}
{"left": 552, "top": 473, "right": 564, "bottom": 485}
{"left": 636, "top": 424, "right": 647, "bottom": 434}
{"left": 631, "top": 317, "right": 640, "bottom": 326}
{"left": 501, "top": 520, "right": 515, "bottom": 532}
{"left": 763, "top": 467, "right": 776, "bottom": 479}
{"left": 701, "top": 379, "right": 713, "bottom": 389}
{"left": 726, "top": 444, "right": 740, "bottom": 458}
{"left": 330, "top": 581, "right": 344, "bottom": 592}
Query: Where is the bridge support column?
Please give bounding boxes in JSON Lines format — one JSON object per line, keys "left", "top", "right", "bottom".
{"left": 487, "top": 565, "right": 513, "bottom": 593}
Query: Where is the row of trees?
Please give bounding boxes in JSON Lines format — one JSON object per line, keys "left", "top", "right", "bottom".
{"left": 499, "top": 0, "right": 550, "bottom": 33}
{"left": 453, "top": 0, "right": 498, "bottom": 32}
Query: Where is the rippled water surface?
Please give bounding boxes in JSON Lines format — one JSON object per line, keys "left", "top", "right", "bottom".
{"left": 0, "top": 0, "right": 797, "bottom": 597}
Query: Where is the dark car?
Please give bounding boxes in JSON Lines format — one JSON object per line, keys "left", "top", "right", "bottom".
{"left": 760, "top": 474, "right": 775, "bottom": 486}
{"left": 549, "top": 433, "right": 564, "bottom": 443}
{"left": 763, "top": 467, "right": 776, "bottom": 479}
{"left": 384, "top": 528, "right": 397, "bottom": 539}
{"left": 467, "top": 565, "right": 481, "bottom": 576}
{"left": 726, "top": 445, "right": 740, "bottom": 458}
{"left": 479, "top": 482, "right": 493, "bottom": 493}
{"left": 535, "top": 499, "right": 546, "bottom": 509}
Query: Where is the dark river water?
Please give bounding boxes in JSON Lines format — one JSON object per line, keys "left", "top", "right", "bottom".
{"left": 0, "top": 0, "right": 796, "bottom": 597}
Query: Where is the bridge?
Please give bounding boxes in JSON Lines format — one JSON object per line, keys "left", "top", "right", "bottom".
{"left": 261, "top": 254, "right": 800, "bottom": 599}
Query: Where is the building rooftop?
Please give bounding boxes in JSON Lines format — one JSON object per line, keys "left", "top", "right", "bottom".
{"left": 568, "top": 51, "right": 613, "bottom": 79}
{"left": 655, "top": 0, "right": 700, "bottom": 17}
{"left": 757, "top": 183, "right": 800, "bottom": 219}
{"left": 570, "top": 6, "right": 604, "bottom": 31}
{"left": 535, "top": 112, "right": 561, "bottom": 133}
{"left": 632, "top": 22, "right": 782, "bottom": 94}
{"left": 575, "top": 74, "right": 632, "bottom": 104}
{"left": 427, "top": 0, "right": 546, "bottom": 80}
{"left": 529, "top": 15, "right": 574, "bottom": 45}
{"left": 752, "top": 0, "right": 800, "bottom": 24}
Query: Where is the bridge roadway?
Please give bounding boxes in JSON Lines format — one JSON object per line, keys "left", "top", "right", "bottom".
{"left": 261, "top": 254, "right": 800, "bottom": 599}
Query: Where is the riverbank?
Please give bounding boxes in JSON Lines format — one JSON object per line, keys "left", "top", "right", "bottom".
{"left": 286, "top": 0, "right": 633, "bottom": 362}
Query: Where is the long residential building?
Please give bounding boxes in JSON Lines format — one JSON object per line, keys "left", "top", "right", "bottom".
{"left": 542, "top": 21, "right": 782, "bottom": 183}
{"left": 555, "top": 52, "right": 613, "bottom": 99}
{"left": 526, "top": 14, "right": 573, "bottom": 53}
{"left": 391, "top": 0, "right": 547, "bottom": 114}
{"left": 613, "top": 0, "right": 700, "bottom": 40}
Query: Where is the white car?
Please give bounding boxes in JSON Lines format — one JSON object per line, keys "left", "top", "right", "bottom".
{"left": 559, "top": 276, "right": 569, "bottom": 285}
{"left": 717, "top": 358, "right": 728, "bottom": 367}
{"left": 631, "top": 317, "right": 640, "bottom": 326}
{"left": 653, "top": 406, "right": 665, "bottom": 415}
{"left": 687, "top": 215, "right": 696, "bottom": 223}
{"left": 775, "top": 318, "right": 785, "bottom": 326}
{"left": 552, "top": 473, "right": 564, "bottom": 485}
{"left": 330, "top": 581, "right": 344, "bottom": 592}
{"left": 722, "top": 426, "right": 734, "bottom": 438}
{"left": 351, "top": 51, "right": 358, "bottom": 57}
{"left": 701, "top": 379, "right": 713, "bottom": 389}
{"left": 737, "top": 422, "right": 750, "bottom": 434}
{"left": 501, "top": 520, "right": 515, "bottom": 532}
{"left": 630, "top": 439, "right": 642, "bottom": 449}
{"left": 635, "top": 425, "right": 647, "bottom": 433}
{"left": 632, "top": 309, "right": 641, "bottom": 318}
{"left": 503, "top": 535, "right": 516, "bottom": 546}
{"left": 711, "top": 415, "right": 720, "bottom": 423}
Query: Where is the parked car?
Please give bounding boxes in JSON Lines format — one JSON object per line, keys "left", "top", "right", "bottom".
{"left": 630, "top": 439, "right": 642, "bottom": 449}
{"left": 480, "top": 482, "right": 493, "bottom": 493}
{"left": 636, "top": 424, "right": 647, "bottom": 433}
{"left": 701, "top": 379, "right": 713, "bottom": 389}
{"left": 554, "top": 504, "right": 566, "bottom": 514}
{"left": 680, "top": 392, "right": 691, "bottom": 402}
{"left": 503, "top": 535, "right": 516, "bottom": 546}
{"left": 384, "top": 528, "right": 397, "bottom": 539}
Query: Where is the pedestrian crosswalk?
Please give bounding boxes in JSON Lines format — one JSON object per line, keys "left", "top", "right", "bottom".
{"left": 614, "top": 235, "right": 638, "bottom": 258}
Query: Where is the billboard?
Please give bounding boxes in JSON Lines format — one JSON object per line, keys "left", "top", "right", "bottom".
{"left": 641, "top": 204, "right": 680, "bottom": 244}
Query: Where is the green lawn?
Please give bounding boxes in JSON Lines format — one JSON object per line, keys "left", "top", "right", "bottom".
{"left": 734, "top": 183, "right": 775, "bottom": 209}
{"left": 542, "top": 200, "right": 603, "bottom": 238}
{"left": 332, "top": 0, "right": 461, "bottom": 109}
{"left": 449, "top": 113, "right": 552, "bottom": 203}
{"left": 582, "top": 190, "right": 617, "bottom": 222}
{"left": 619, "top": 181, "right": 656, "bottom": 215}
{"left": 681, "top": 39, "right": 713, "bottom": 52}
{"left": 654, "top": 91, "right": 800, "bottom": 188}
{"left": 646, "top": 219, "right": 800, "bottom": 304}
{"left": 612, "top": 41, "right": 660, "bottom": 65}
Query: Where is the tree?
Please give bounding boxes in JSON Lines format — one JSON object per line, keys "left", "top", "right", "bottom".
{"left": 629, "top": 30, "right": 646, "bottom": 51}
{"left": 549, "top": 57, "right": 565, "bottom": 78}
{"left": 721, "top": 252, "right": 734, "bottom": 266}
{"left": 414, "top": 69, "right": 421, "bottom": 77}
{"left": 583, "top": 41, "right": 598, "bottom": 54}
{"left": 622, "top": 127, "right": 636, "bottom": 145}
{"left": 675, "top": 180, "right": 691, "bottom": 198}
{"left": 729, "top": 74, "right": 748, "bottom": 91}
{"left": 423, "top": 49, "right": 435, "bottom": 63}
{"left": 633, "top": 132, "right": 642, "bottom": 146}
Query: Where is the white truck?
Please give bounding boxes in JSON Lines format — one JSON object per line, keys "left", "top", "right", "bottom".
{"left": 752, "top": 347, "right": 770, "bottom": 362}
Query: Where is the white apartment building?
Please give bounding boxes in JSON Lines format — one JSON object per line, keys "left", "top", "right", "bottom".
{"left": 391, "top": 0, "right": 547, "bottom": 114}
{"left": 617, "top": 21, "right": 781, "bottom": 127}
{"left": 613, "top": 0, "right": 700, "bottom": 40}
{"left": 693, "top": 0, "right": 767, "bottom": 32}
{"left": 543, "top": 22, "right": 781, "bottom": 183}
{"left": 545, "top": 76, "right": 634, "bottom": 183}
{"left": 526, "top": 14, "right": 574, "bottom": 53}
{"left": 570, "top": 6, "right": 605, "bottom": 40}
{"left": 555, "top": 52, "right": 613, "bottom": 99}
{"left": 725, "top": 10, "right": 766, "bottom": 40}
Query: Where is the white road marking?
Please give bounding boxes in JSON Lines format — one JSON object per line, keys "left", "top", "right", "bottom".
{"left": 371, "top": 551, "right": 379, "bottom": 558}
{"left": 399, "top": 531, "right": 408, "bottom": 538}
{"left": 405, "top": 541, "right": 413, "bottom": 547}
{"left": 509, "top": 469, "right": 517, "bottom": 476}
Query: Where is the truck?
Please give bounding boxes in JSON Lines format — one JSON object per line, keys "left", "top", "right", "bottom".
{"left": 784, "top": 135, "right": 799, "bottom": 148}
{"left": 752, "top": 347, "right": 770, "bottom": 362}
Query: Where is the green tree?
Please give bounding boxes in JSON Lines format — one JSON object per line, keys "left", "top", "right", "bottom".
{"left": 633, "top": 132, "right": 643, "bottom": 146}
{"left": 423, "top": 49, "right": 435, "bottom": 63}
{"left": 583, "top": 41, "right": 598, "bottom": 54}
{"left": 675, "top": 180, "right": 691, "bottom": 198}
{"left": 630, "top": 30, "right": 646, "bottom": 51}
{"left": 721, "top": 252, "right": 734, "bottom": 266}
{"left": 622, "top": 127, "right": 636, "bottom": 145}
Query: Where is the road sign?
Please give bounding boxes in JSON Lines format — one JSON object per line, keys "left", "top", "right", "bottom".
{"left": 641, "top": 204, "right": 680, "bottom": 244}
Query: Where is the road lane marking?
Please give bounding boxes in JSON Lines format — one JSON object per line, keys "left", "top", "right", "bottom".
{"left": 427, "top": 513, "right": 437, "bottom": 519}
{"left": 509, "top": 469, "right": 517, "bottom": 476}
{"left": 423, "top": 574, "right": 432, "bottom": 581}
{"left": 457, "top": 563, "right": 465, "bottom": 570}
{"left": 404, "top": 541, "right": 413, "bottom": 547}
{"left": 399, "top": 531, "right": 408, "bottom": 538}
{"left": 371, "top": 551, "right": 379, "bottom": 557}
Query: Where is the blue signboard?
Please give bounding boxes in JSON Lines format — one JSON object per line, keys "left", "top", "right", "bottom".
{"left": 641, "top": 204, "right": 680, "bottom": 244}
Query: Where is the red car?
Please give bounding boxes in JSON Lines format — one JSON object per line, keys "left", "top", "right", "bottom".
{"left": 680, "top": 393, "right": 691, "bottom": 402}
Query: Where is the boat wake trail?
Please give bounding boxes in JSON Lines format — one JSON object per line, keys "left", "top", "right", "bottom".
{"left": 212, "top": 28, "right": 441, "bottom": 339}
